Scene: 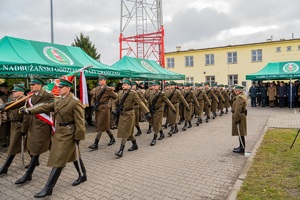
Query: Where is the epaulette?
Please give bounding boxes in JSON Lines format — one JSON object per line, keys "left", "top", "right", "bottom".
{"left": 73, "top": 96, "right": 79, "bottom": 101}
{"left": 161, "top": 91, "right": 165, "bottom": 94}
{"left": 131, "top": 90, "right": 137, "bottom": 93}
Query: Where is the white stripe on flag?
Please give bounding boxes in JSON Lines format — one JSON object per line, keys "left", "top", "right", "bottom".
{"left": 80, "top": 71, "right": 89, "bottom": 107}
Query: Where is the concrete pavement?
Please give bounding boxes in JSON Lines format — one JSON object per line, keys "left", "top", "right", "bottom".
{"left": 0, "top": 102, "right": 298, "bottom": 200}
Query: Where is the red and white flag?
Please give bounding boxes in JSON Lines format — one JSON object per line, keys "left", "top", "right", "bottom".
{"left": 80, "top": 71, "right": 89, "bottom": 107}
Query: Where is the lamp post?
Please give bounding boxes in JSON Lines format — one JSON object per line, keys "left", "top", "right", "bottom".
{"left": 50, "top": 0, "right": 54, "bottom": 43}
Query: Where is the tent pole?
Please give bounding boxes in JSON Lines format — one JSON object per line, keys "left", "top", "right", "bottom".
{"left": 74, "top": 78, "right": 77, "bottom": 97}
{"left": 290, "top": 78, "right": 292, "bottom": 108}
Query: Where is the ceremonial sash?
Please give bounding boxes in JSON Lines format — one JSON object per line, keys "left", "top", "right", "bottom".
{"left": 28, "top": 98, "right": 55, "bottom": 134}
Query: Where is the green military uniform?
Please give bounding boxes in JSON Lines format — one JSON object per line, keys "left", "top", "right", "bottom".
{"left": 114, "top": 79, "right": 149, "bottom": 157}
{"left": 223, "top": 85, "right": 231, "bottom": 113}
{"left": 148, "top": 81, "right": 175, "bottom": 145}
{"left": 204, "top": 82, "right": 218, "bottom": 123}
{"left": 181, "top": 83, "right": 200, "bottom": 130}
{"left": 232, "top": 85, "right": 248, "bottom": 153}
{"left": 217, "top": 84, "right": 226, "bottom": 116}
{"left": 194, "top": 84, "right": 210, "bottom": 125}
{"left": 211, "top": 84, "right": 221, "bottom": 119}
{"left": 89, "top": 75, "right": 118, "bottom": 150}
{"left": 144, "top": 82, "right": 153, "bottom": 134}
{"left": 165, "top": 81, "right": 189, "bottom": 135}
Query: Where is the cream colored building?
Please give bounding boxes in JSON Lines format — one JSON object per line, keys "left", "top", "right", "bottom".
{"left": 165, "top": 38, "right": 300, "bottom": 87}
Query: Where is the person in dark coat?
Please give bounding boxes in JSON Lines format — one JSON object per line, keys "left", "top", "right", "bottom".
{"left": 277, "top": 81, "right": 286, "bottom": 108}
{"left": 260, "top": 83, "right": 268, "bottom": 107}
{"left": 20, "top": 78, "right": 87, "bottom": 198}
{"left": 248, "top": 82, "right": 258, "bottom": 107}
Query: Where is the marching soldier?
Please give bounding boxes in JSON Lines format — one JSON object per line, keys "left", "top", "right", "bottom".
{"left": 218, "top": 84, "right": 226, "bottom": 116}
{"left": 163, "top": 82, "right": 171, "bottom": 128}
{"left": 20, "top": 78, "right": 87, "bottom": 198}
{"left": 148, "top": 81, "right": 175, "bottom": 146}
{"left": 165, "top": 81, "right": 189, "bottom": 136}
{"left": 15, "top": 76, "right": 55, "bottom": 185}
{"left": 177, "top": 83, "right": 185, "bottom": 125}
{"left": 107, "top": 82, "right": 117, "bottom": 130}
{"left": 113, "top": 79, "right": 150, "bottom": 157}
{"left": 0, "top": 82, "right": 12, "bottom": 148}
{"left": 181, "top": 83, "right": 200, "bottom": 130}
{"left": 131, "top": 81, "right": 148, "bottom": 136}
{"left": 194, "top": 83, "right": 210, "bottom": 126}
{"left": 224, "top": 85, "right": 231, "bottom": 114}
{"left": 211, "top": 84, "right": 221, "bottom": 119}
{"left": 204, "top": 82, "right": 218, "bottom": 123}
{"left": 0, "top": 84, "right": 26, "bottom": 175}
{"left": 89, "top": 74, "right": 118, "bottom": 150}
{"left": 145, "top": 82, "right": 153, "bottom": 134}
{"left": 231, "top": 85, "right": 248, "bottom": 153}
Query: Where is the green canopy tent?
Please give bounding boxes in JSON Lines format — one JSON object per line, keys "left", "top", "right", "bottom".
{"left": 0, "top": 36, "right": 130, "bottom": 79}
{"left": 246, "top": 61, "right": 300, "bottom": 108}
{"left": 110, "top": 56, "right": 185, "bottom": 80}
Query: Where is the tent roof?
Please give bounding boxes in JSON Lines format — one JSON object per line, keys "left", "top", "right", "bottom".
{"left": 110, "top": 56, "right": 185, "bottom": 80}
{"left": 246, "top": 61, "right": 300, "bottom": 80}
{"left": 0, "top": 36, "right": 129, "bottom": 78}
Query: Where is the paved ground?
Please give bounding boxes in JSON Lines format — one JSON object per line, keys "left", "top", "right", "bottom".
{"left": 0, "top": 101, "right": 298, "bottom": 200}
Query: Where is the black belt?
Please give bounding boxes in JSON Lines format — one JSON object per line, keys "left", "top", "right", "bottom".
{"left": 172, "top": 102, "right": 179, "bottom": 104}
{"left": 58, "top": 121, "right": 75, "bottom": 126}
{"left": 11, "top": 119, "right": 22, "bottom": 122}
{"left": 99, "top": 102, "right": 108, "bottom": 105}
{"left": 124, "top": 108, "right": 133, "bottom": 111}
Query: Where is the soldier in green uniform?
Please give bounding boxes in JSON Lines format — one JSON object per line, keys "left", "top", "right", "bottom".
{"left": 15, "top": 76, "right": 55, "bottom": 185}
{"left": 162, "top": 82, "right": 171, "bottom": 128}
{"left": 89, "top": 74, "right": 118, "bottom": 150}
{"left": 107, "top": 82, "right": 117, "bottom": 130}
{"left": 194, "top": 83, "right": 210, "bottom": 126}
{"left": 165, "top": 81, "right": 189, "bottom": 136}
{"left": 20, "top": 78, "right": 87, "bottom": 198}
{"left": 0, "top": 82, "right": 12, "bottom": 148}
{"left": 218, "top": 84, "right": 226, "bottom": 116}
{"left": 231, "top": 85, "right": 248, "bottom": 153}
{"left": 224, "top": 85, "right": 231, "bottom": 114}
{"left": 181, "top": 83, "right": 200, "bottom": 130}
{"left": 177, "top": 83, "right": 185, "bottom": 125}
{"left": 113, "top": 79, "right": 150, "bottom": 157}
{"left": 204, "top": 82, "right": 218, "bottom": 123}
{"left": 211, "top": 83, "right": 221, "bottom": 119}
{"left": 131, "top": 81, "right": 148, "bottom": 136}
{"left": 148, "top": 81, "right": 175, "bottom": 146}
{"left": 0, "top": 84, "right": 26, "bottom": 175}
{"left": 144, "top": 82, "right": 153, "bottom": 134}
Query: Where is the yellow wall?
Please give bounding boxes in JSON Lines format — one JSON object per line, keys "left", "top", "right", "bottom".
{"left": 165, "top": 39, "right": 300, "bottom": 87}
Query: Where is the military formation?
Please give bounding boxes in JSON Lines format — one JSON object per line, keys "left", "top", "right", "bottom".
{"left": 0, "top": 74, "right": 248, "bottom": 198}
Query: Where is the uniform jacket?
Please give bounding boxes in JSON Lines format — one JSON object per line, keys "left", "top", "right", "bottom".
{"left": 166, "top": 89, "right": 189, "bottom": 124}
{"left": 195, "top": 89, "right": 209, "bottom": 115}
{"left": 30, "top": 93, "right": 85, "bottom": 167}
{"left": 115, "top": 90, "right": 149, "bottom": 138}
{"left": 182, "top": 89, "right": 199, "bottom": 121}
{"left": 231, "top": 92, "right": 247, "bottom": 136}
{"left": 248, "top": 86, "right": 258, "bottom": 98}
{"left": 91, "top": 86, "right": 118, "bottom": 132}
{"left": 267, "top": 86, "right": 277, "bottom": 101}
{"left": 21, "top": 89, "right": 54, "bottom": 155}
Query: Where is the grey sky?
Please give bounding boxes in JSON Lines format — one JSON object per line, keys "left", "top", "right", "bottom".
{"left": 1, "top": 0, "right": 300, "bottom": 65}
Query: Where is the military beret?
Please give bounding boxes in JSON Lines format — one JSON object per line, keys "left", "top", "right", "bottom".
{"left": 198, "top": 83, "right": 203, "bottom": 87}
{"left": 98, "top": 74, "right": 107, "bottom": 80}
{"left": 153, "top": 81, "right": 161, "bottom": 86}
{"left": 218, "top": 84, "right": 224, "bottom": 87}
{"left": 122, "top": 78, "right": 131, "bottom": 85}
{"left": 183, "top": 83, "right": 189, "bottom": 87}
{"left": 131, "top": 81, "right": 138, "bottom": 86}
{"left": 225, "top": 85, "right": 229, "bottom": 88}
{"left": 12, "top": 83, "right": 26, "bottom": 92}
{"left": 234, "top": 84, "right": 244, "bottom": 90}
{"left": 204, "top": 82, "right": 210, "bottom": 86}
{"left": 165, "top": 82, "right": 170, "bottom": 86}
{"left": 0, "top": 82, "right": 9, "bottom": 88}
{"left": 29, "top": 76, "right": 45, "bottom": 85}
{"left": 169, "top": 81, "right": 176, "bottom": 85}
{"left": 58, "top": 78, "right": 73, "bottom": 87}
{"left": 148, "top": 82, "right": 153, "bottom": 86}
{"left": 211, "top": 83, "right": 217, "bottom": 87}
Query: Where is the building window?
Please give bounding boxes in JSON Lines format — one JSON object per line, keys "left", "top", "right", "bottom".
{"left": 185, "top": 56, "right": 194, "bottom": 67}
{"left": 228, "top": 74, "right": 238, "bottom": 86}
{"left": 276, "top": 47, "right": 281, "bottom": 53}
{"left": 205, "top": 76, "right": 215, "bottom": 85}
{"left": 205, "top": 54, "right": 214, "bottom": 65}
{"left": 185, "top": 77, "right": 194, "bottom": 84}
{"left": 227, "top": 52, "right": 237, "bottom": 64}
{"left": 287, "top": 46, "right": 292, "bottom": 51}
{"left": 251, "top": 49, "right": 262, "bottom": 62}
{"left": 167, "top": 58, "right": 175, "bottom": 68}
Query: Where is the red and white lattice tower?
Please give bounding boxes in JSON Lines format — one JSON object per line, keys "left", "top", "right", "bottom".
{"left": 119, "top": 0, "right": 165, "bottom": 67}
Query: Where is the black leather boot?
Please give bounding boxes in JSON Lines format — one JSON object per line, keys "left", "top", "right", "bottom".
{"left": 212, "top": 113, "right": 217, "bottom": 119}
{"left": 25, "top": 154, "right": 40, "bottom": 169}
{"left": 187, "top": 121, "right": 192, "bottom": 128}
{"left": 206, "top": 117, "right": 209, "bottom": 123}
{"left": 182, "top": 122, "right": 187, "bottom": 131}
{"left": 107, "top": 134, "right": 116, "bottom": 146}
{"left": 0, "top": 155, "right": 15, "bottom": 175}
{"left": 158, "top": 130, "right": 165, "bottom": 140}
{"left": 173, "top": 124, "right": 179, "bottom": 134}
{"left": 34, "top": 167, "right": 62, "bottom": 198}
{"left": 150, "top": 135, "right": 157, "bottom": 146}
{"left": 233, "top": 136, "right": 245, "bottom": 153}
{"left": 168, "top": 126, "right": 174, "bottom": 136}
{"left": 163, "top": 122, "right": 168, "bottom": 129}
{"left": 72, "top": 158, "right": 87, "bottom": 186}
{"left": 135, "top": 126, "right": 142, "bottom": 136}
{"left": 128, "top": 140, "right": 138, "bottom": 151}
{"left": 196, "top": 117, "right": 200, "bottom": 126}
{"left": 115, "top": 144, "right": 125, "bottom": 157}
{"left": 146, "top": 125, "right": 152, "bottom": 134}
{"left": 225, "top": 108, "right": 228, "bottom": 114}
{"left": 89, "top": 138, "right": 99, "bottom": 150}
{"left": 15, "top": 155, "right": 39, "bottom": 184}
{"left": 220, "top": 111, "right": 224, "bottom": 116}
